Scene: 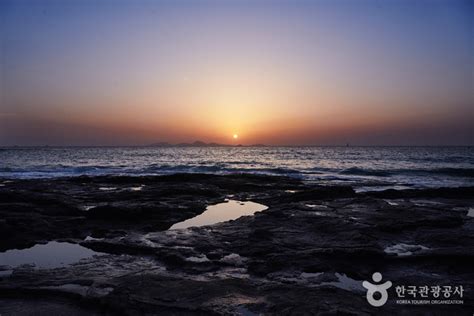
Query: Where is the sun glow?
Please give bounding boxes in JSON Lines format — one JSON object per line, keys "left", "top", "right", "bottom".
{"left": 233, "top": 134, "right": 238, "bottom": 140}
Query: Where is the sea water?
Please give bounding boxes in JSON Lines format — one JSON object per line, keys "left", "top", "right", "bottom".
{"left": 0, "top": 146, "right": 473, "bottom": 190}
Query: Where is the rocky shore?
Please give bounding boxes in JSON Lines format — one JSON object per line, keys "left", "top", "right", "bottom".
{"left": 0, "top": 174, "right": 473, "bottom": 315}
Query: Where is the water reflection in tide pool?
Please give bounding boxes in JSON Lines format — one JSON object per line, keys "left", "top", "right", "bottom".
{"left": 170, "top": 200, "right": 268, "bottom": 230}
{"left": 0, "top": 241, "right": 102, "bottom": 269}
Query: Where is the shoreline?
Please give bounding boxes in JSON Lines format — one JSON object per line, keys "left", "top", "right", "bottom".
{"left": 0, "top": 174, "right": 473, "bottom": 314}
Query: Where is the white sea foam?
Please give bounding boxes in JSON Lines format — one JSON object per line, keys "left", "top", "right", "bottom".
{"left": 384, "top": 243, "right": 429, "bottom": 256}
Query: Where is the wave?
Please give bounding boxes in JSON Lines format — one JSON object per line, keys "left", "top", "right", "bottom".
{"left": 339, "top": 167, "right": 474, "bottom": 178}
{"left": 417, "top": 167, "right": 474, "bottom": 178}
{"left": 144, "top": 164, "right": 302, "bottom": 176}
{"left": 339, "top": 167, "right": 391, "bottom": 177}
{"left": 1, "top": 164, "right": 473, "bottom": 181}
{"left": 0, "top": 164, "right": 303, "bottom": 179}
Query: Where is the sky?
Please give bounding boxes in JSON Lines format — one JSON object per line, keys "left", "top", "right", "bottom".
{"left": 0, "top": 0, "right": 473, "bottom": 146}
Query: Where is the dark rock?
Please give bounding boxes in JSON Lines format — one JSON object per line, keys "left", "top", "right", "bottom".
{"left": 0, "top": 174, "right": 473, "bottom": 314}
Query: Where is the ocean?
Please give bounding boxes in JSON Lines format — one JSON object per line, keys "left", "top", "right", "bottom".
{"left": 0, "top": 146, "right": 473, "bottom": 191}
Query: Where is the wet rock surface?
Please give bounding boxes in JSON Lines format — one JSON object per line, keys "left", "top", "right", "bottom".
{"left": 0, "top": 174, "right": 473, "bottom": 315}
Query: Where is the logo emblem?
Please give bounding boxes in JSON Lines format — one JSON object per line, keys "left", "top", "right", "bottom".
{"left": 363, "top": 272, "right": 392, "bottom": 307}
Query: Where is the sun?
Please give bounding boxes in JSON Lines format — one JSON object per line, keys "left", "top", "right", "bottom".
{"left": 233, "top": 134, "right": 238, "bottom": 140}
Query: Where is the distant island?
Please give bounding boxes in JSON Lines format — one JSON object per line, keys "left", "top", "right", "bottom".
{"left": 148, "top": 141, "right": 266, "bottom": 147}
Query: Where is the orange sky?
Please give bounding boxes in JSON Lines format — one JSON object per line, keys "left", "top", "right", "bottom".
{"left": 0, "top": 0, "right": 472, "bottom": 146}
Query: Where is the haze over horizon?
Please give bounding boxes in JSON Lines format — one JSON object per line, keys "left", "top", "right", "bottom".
{"left": 1, "top": 0, "right": 473, "bottom": 146}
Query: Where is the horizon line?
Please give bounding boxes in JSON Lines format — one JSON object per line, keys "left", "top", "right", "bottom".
{"left": 1, "top": 144, "right": 473, "bottom": 148}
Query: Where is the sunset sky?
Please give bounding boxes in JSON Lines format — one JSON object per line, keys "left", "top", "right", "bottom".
{"left": 1, "top": 0, "right": 473, "bottom": 146}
